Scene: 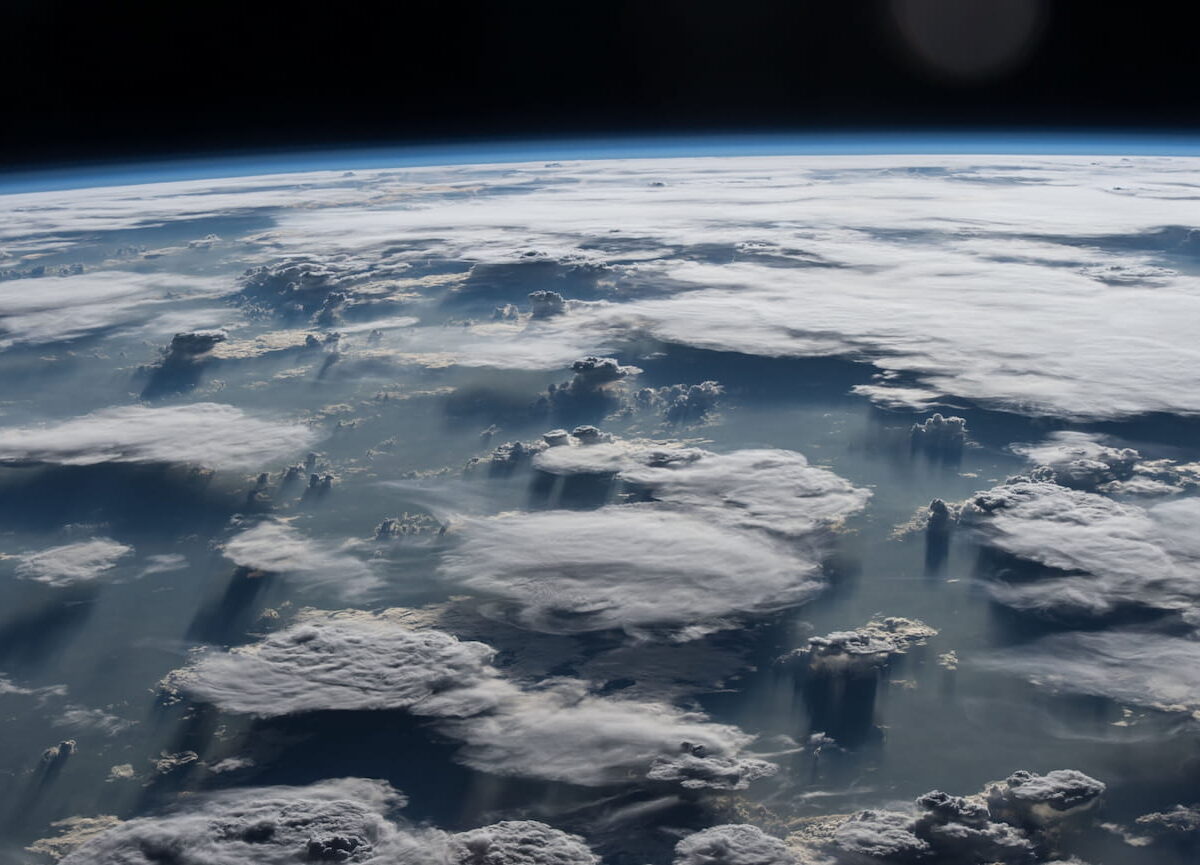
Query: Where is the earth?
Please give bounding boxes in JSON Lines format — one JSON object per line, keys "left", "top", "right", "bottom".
{"left": 2, "top": 141, "right": 1200, "bottom": 864}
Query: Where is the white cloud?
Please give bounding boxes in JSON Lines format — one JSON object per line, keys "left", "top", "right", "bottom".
{"left": 960, "top": 481, "right": 1200, "bottom": 619}
{"left": 0, "top": 270, "right": 231, "bottom": 348}
{"left": 55, "top": 775, "right": 599, "bottom": 865}
{"left": 13, "top": 538, "right": 132, "bottom": 587}
{"left": 166, "top": 611, "right": 506, "bottom": 718}
{"left": 0, "top": 402, "right": 319, "bottom": 470}
{"left": 978, "top": 629, "right": 1200, "bottom": 716}
{"left": 673, "top": 824, "right": 798, "bottom": 865}
{"left": 222, "top": 521, "right": 382, "bottom": 599}
{"left": 439, "top": 507, "right": 824, "bottom": 634}
{"left": 166, "top": 611, "right": 776, "bottom": 790}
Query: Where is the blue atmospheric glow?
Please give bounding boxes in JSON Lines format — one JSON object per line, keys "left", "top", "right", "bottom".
{"left": 2, "top": 130, "right": 1199, "bottom": 194}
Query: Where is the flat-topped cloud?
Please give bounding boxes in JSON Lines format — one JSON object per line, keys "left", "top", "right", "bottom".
{"left": 438, "top": 507, "right": 824, "bottom": 633}
{"left": 167, "top": 612, "right": 777, "bottom": 791}
{"left": 222, "top": 521, "right": 383, "bottom": 599}
{"left": 0, "top": 402, "right": 319, "bottom": 470}
{"left": 959, "top": 480, "right": 1200, "bottom": 620}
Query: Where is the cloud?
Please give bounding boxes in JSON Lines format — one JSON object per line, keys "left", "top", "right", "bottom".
{"left": 57, "top": 777, "right": 429, "bottom": 865}
{"left": 986, "top": 769, "right": 1107, "bottom": 825}
{"left": 166, "top": 611, "right": 506, "bottom": 718}
{"left": 783, "top": 769, "right": 1105, "bottom": 864}
{"left": 13, "top": 537, "right": 132, "bottom": 587}
{"left": 221, "top": 521, "right": 383, "bottom": 598}
{"left": 673, "top": 824, "right": 798, "bottom": 865}
{"left": 534, "top": 443, "right": 868, "bottom": 539}
{"left": 166, "top": 611, "right": 775, "bottom": 790}
{"left": 780, "top": 617, "right": 937, "bottom": 673}
{"left": 438, "top": 507, "right": 824, "bottom": 633}
{"left": 447, "top": 821, "right": 600, "bottom": 865}
{"left": 0, "top": 270, "right": 230, "bottom": 348}
{"left": 0, "top": 403, "right": 319, "bottom": 470}
{"left": 55, "top": 777, "right": 601, "bottom": 865}
{"left": 444, "top": 678, "right": 769, "bottom": 788}
{"left": 1012, "top": 431, "right": 1200, "bottom": 496}
{"left": 959, "top": 480, "right": 1200, "bottom": 620}
{"left": 976, "top": 629, "right": 1200, "bottom": 716}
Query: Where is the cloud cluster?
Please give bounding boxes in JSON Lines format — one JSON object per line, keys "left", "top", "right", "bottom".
{"left": 673, "top": 824, "right": 798, "bottom": 865}
{"left": 56, "top": 776, "right": 600, "bottom": 865}
{"left": 781, "top": 617, "right": 937, "bottom": 673}
{"left": 533, "top": 440, "right": 870, "bottom": 538}
{"left": 167, "top": 611, "right": 504, "bottom": 718}
{"left": 978, "top": 629, "right": 1200, "bottom": 716}
{"left": 632, "top": 380, "right": 724, "bottom": 424}
{"left": 13, "top": 537, "right": 133, "bottom": 587}
{"left": 438, "top": 507, "right": 823, "bottom": 633}
{"left": 221, "top": 520, "right": 383, "bottom": 598}
{"left": 167, "top": 611, "right": 776, "bottom": 791}
{"left": 774, "top": 769, "right": 1104, "bottom": 864}
{"left": 0, "top": 402, "right": 319, "bottom": 470}
{"left": 1012, "top": 431, "right": 1200, "bottom": 496}
{"left": 959, "top": 480, "right": 1200, "bottom": 620}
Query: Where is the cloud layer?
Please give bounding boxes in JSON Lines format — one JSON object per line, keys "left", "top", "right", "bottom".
{"left": 0, "top": 403, "right": 318, "bottom": 470}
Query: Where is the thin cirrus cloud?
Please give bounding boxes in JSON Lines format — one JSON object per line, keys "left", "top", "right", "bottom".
{"left": 0, "top": 402, "right": 319, "bottom": 470}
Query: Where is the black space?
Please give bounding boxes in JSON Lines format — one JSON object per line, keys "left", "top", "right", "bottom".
{"left": 2, "top": 0, "right": 1198, "bottom": 169}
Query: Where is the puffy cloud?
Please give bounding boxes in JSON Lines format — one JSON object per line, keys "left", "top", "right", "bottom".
{"left": 632, "top": 380, "right": 724, "bottom": 424}
{"left": 167, "top": 612, "right": 774, "bottom": 790}
{"left": 673, "top": 824, "right": 798, "bottom": 865}
{"left": 781, "top": 617, "right": 937, "bottom": 673}
{"left": 910, "top": 413, "right": 967, "bottom": 458}
{"left": 533, "top": 443, "right": 870, "bottom": 539}
{"left": 1135, "top": 804, "right": 1200, "bottom": 838}
{"left": 447, "top": 820, "right": 600, "bottom": 865}
{"left": 56, "top": 777, "right": 599, "bottom": 865}
{"left": 959, "top": 481, "right": 1200, "bottom": 620}
{"left": 445, "top": 678, "right": 768, "bottom": 788}
{"left": 645, "top": 749, "right": 778, "bottom": 791}
{"left": 977, "top": 629, "right": 1200, "bottom": 716}
{"left": 221, "top": 521, "right": 383, "bottom": 598}
{"left": 57, "top": 778, "right": 435, "bottom": 865}
{"left": 986, "top": 769, "right": 1106, "bottom": 826}
{"left": 786, "top": 769, "right": 1104, "bottom": 864}
{"left": 1012, "top": 431, "right": 1200, "bottom": 496}
{"left": 438, "top": 507, "right": 824, "bottom": 633}
{"left": 13, "top": 537, "right": 133, "bottom": 587}
{"left": 0, "top": 402, "right": 319, "bottom": 470}
{"left": 165, "top": 611, "right": 506, "bottom": 718}
{"left": 528, "top": 290, "right": 567, "bottom": 319}
{"left": 831, "top": 810, "right": 931, "bottom": 861}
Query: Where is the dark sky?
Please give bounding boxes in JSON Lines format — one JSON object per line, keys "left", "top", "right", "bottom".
{"left": 3, "top": 0, "right": 1198, "bottom": 169}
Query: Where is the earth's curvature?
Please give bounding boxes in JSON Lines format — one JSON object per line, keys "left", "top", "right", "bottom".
{"left": 2, "top": 146, "right": 1200, "bottom": 864}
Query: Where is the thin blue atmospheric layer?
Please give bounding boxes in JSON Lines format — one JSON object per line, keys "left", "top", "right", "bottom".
{"left": 2, "top": 129, "right": 1200, "bottom": 194}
